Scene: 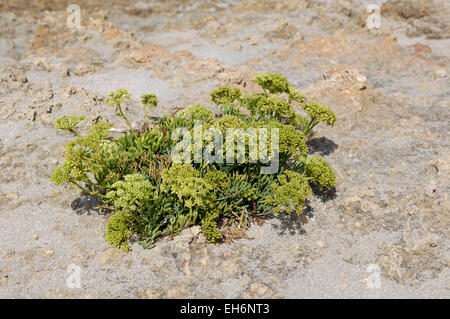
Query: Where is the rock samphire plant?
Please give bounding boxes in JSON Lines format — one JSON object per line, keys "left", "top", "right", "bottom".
{"left": 52, "top": 73, "right": 337, "bottom": 251}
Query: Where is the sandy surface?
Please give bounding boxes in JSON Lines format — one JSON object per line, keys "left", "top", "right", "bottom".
{"left": 0, "top": 0, "right": 449, "bottom": 298}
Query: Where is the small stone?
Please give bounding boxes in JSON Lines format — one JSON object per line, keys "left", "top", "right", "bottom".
{"left": 40, "top": 113, "right": 54, "bottom": 126}
{"left": 206, "top": 20, "right": 222, "bottom": 33}
{"left": 265, "top": 21, "right": 301, "bottom": 40}
{"left": 37, "top": 248, "right": 55, "bottom": 258}
{"left": 6, "top": 192, "right": 18, "bottom": 201}
{"left": 344, "top": 255, "right": 355, "bottom": 264}
{"left": 9, "top": 71, "right": 27, "bottom": 83}
{"left": 166, "top": 286, "right": 186, "bottom": 298}
{"left": 44, "top": 80, "right": 52, "bottom": 90}
{"left": 399, "top": 116, "right": 424, "bottom": 128}
{"left": 59, "top": 66, "right": 70, "bottom": 77}
{"left": 234, "top": 43, "right": 243, "bottom": 51}
{"left": 435, "top": 69, "right": 447, "bottom": 78}
{"left": 248, "top": 37, "right": 258, "bottom": 46}
{"left": 413, "top": 235, "right": 439, "bottom": 251}
{"left": 316, "top": 240, "right": 327, "bottom": 248}
{"left": 33, "top": 234, "right": 39, "bottom": 240}
{"left": 138, "top": 289, "right": 160, "bottom": 299}
{"left": 49, "top": 157, "right": 58, "bottom": 166}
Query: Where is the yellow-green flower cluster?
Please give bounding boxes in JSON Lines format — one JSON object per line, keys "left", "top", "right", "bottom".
{"left": 89, "top": 122, "right": 113, "bottom": 139}
{"left": 252, "top": 72, "right": 290, "bottom": 95}
{"left": 106, "top": 211, "right": 134, "bottom": 252}
{"left": 51, "top": 134, "right": 103, "bottom": 188}
{"left": 210, "top": 86, "right": 242, "bottom": 105}
{"left": 289, "top": 113, "right": 309, "bottom": 129}
{"left": 302, "top": 102, "right": 337, "bottom": 127}
{"left": 250, "top": 95, "right": 295, "bottom": 119}
{"left": 160, "top": 164, "right": 214, "bottom": 209}
{"left": 215, "top": 115, "right": 246, "bottom": 131}
{"left": 99, "top": 140, "right": 119, "bottom": 162}
{"left": 105, "top": 88, "right": 131, "bottom": 107}
{"left": 298, "top": 155, "right": 336, "bottom": 190}
{"left": 200, "top": 210, "right": 221, "bottom": 243}
{"left": 54, "top": 115, "right": 86, "bottom": 135}
{"left": 177, "top": 104, "right": 213, "bottom": 122}
{"left": 266, "top": 122, "right": 308, "bottom": 156}
{"left": 106, "top": 173, "right": 154, "bottom": 213}
{"left": 141, "top": 94, "right": 158, "bottom": 109}
{"left": 266, "top": 170, "right": 312, "bottom": 214}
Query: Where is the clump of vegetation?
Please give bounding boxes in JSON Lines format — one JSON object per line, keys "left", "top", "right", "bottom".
{"left": 51, "top": 73, "right": 337, "bottom": 250}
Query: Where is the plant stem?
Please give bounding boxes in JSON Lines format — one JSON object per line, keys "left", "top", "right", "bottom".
{"left": 304, "top": 118, "right": 319, "bottom": 136}
{"left": 69, "top": 129, "right": 80, "bottom": 137}
{"left": 117, "top": 103, "right": 138, "bottom": 139}
{"left": 70, "top": 180, "right": 108, "bottom": 199}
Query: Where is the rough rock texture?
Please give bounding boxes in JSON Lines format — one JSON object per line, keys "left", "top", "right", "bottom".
{"left": 0, "top": 0, "right": 448, "bottom": 298}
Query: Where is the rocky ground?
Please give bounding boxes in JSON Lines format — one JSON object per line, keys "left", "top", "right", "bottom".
{"left": 0, "top": 0, "right": 449, "bottom": 298}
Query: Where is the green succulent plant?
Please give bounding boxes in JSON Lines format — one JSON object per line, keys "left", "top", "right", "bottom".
{"left": 52, "top": 72, "right": 337, "bottom": 251}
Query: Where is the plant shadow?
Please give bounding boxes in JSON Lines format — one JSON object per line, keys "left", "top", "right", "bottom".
{"left": 312, "top": 185, "right": 337, "bottom": 202}
{"left": 269, "top": 204, "right": 314, "bottom": 236}
{"left": 307, "top": 136, "right": 338, "bottom": 156}
{"left": 71, "top": 195, "right": 103, "bottom": 215}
